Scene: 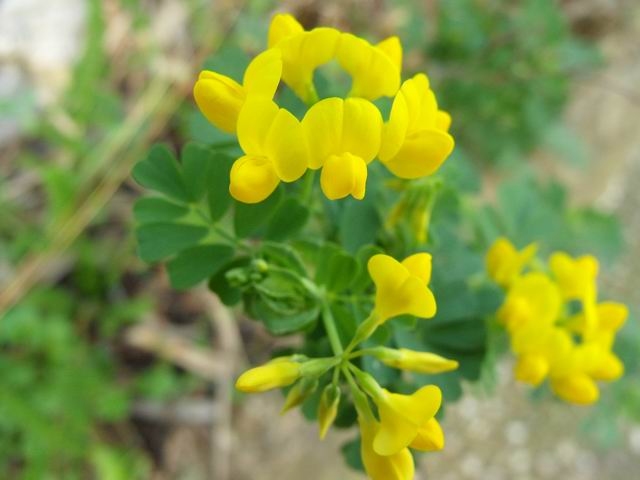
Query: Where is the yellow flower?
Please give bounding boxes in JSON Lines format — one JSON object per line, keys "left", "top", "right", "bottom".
{"left": 373, "top": 385, "right": 442, "bottom": 455}
{"left": 373, "top": 347, "right": 459, "bottom": 374}
{"left": 368, "top": 253, "right": 437, "bottom": 322}
{"left": 549, "top": 252, "right": 599, "bottom": 301}
{"left": 318, "top": 384, "right": 340, "bottom": 440}
{"left": 359, "top": 415, "right": 414, "bottom": 480}
{"left": 510, "top": 324, "right": 572, "bottom": 386}
{"left": 336, "top": 33, "right": 402, "bottom": 100}
{"left": 486, "top": 237, "right": 537, "bottom": 288}
{"left": 302, "top": 97, "right": 382, "bottom": 200}
{"left": 268, "top": 14, "right": 340, "bottom": 104}
{"left": 193, "top": 48, "right": 282, "bottom": 133}
{"left": 231, "top": 98, "right": 309, "bottom": 203}
{"left": 235, "top": 359, "right": 301, "bottom": 393}
{"left": 497, "top": 272, "right": 562, "bottom": 332}
{"left": 378, "top": 74, "right": 454, "bottom": 179}
{"left": 550, "top": 372, "right": 599, "bottom": 405}
{"left": 410, "top": 418, "right": 445, "bottom": 452}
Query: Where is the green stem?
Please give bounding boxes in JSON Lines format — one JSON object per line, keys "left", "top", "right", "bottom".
{"left": 300, "top": 170, "right": 316, "bottom": 204}
{"left": 344, "top": 311, "right": 380, "bottom": 355}
{"left": 322, "top": 301, "right": 344, "bottom": 355}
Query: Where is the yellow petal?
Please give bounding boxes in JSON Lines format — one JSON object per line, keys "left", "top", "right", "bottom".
{"left": 320, "top": 153, "right": 367, "bottom": 200}
{"left": 229, "top": 155, "right": 280, "bottom": 204}
{"left": 193, "top": 71, "right": 245, "bottom": 133}
{"left": 235, "top": 360, "right": 301, "bottom": 393}
{"left": 242, "top": 48, "right": 282, "bottom": 98}
{"left": 265, "top": 108, "right": 309, "bottom": 182}
{"left": 368, "top": 254, "right": 410, "bottom": 303}
{"left": 369, "top": 254, "right": 436, "bottom": 321}
{"left": 379, "top": 91, "right": 409, "bottom": 161}
{"left": 382, "top": 129, "right": 454, "bottom": 179}
{"left": 276, "top": 27, "right": 340, "bottom": 103}
{"left": 360, "top": 416, "right": 415, "bottom": 480}
{"left": 341, "top": 98, "right": 383, "bottom": 163}
{"left": 436, "top": 110, "right": 452, "bottom": 132}
{"left": 549, "top": 252, "right": 599, "bottom": 300}
{"left": 514, "top": 354, "right": 549, "bottom": 386}
{"left": 302, "top": 97, "right": 344, "bottom": 169}
{"left": 376, "top": 36, "right": 403, "bottom": 72}
{"left": 374, "top": 385, "right": 442, "bottom": 456}
{"left": 237, "top": 98, "right": 279, "bottom": 155}
{"left": 499, "top": 272, "right": 562, "bottom": 331}
{"left": 401, "top": 253, "right": 432, "bottom": 284}
{"left": 381, "top": 348, "right": 458, "bottom": 374}
{"left": 337, "top": 33, "right": 400, "bottom": 100}
{"left": 267, "top": 13, "right": 304, "bottom": 47}
{"left": 486, "top": 237, "right": 537, "bottom": 288}
{"left": 410, "top": 418, "right": 444, "bottom": 451}
{"left": 551, "top": 373, "right": 599, "bottom": 405}
{"left": 596, "top": 302, "right": 628, "bottom": 331}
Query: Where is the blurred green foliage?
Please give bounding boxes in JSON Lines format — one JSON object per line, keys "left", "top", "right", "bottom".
{"left": 0, "top": 0, "right": 634, "bottom": 477}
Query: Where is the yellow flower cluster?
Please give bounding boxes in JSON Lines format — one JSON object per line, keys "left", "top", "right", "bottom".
{"left": 487, "top": 238, "right": 627, "bottom": 405}
{"left": 194, "top": 14, "right": 454, "bottom": 204}
{"left": 235, "top": 253, "right": 457, "bottom": 480}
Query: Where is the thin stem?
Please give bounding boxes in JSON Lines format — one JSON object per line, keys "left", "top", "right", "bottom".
{"left": 300, "top": 170, "right": 316, "bottom": 204}
{"left": 322, "top": 300, "right": 344, "bottom": 355}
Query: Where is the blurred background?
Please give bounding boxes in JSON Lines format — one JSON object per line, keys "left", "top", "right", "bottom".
{"left": 1, "top": 0, "right": 639, "bottom": 479}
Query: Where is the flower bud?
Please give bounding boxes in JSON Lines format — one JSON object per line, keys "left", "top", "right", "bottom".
{"left": 235, "top": 359, "right": 301, "bottom": 393}
{"left": 281, "top": 377, "right": 318, "bottom": 414}
{"left": 318, "top": 384, "right": 341, "bottom": 439}
{"left": 372, "top": 347, "right": 459, "bottom": 374}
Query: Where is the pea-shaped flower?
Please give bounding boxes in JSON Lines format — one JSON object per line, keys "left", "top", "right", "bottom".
{"left": 486, "top": 237, "right": 537, "bottom": 288}
{"left": 497, "top": 272, "right": 562, "bottom": 333}
{"left": 367, "top": 253, "right": 436, "bottom": 322}
{"left": 373, "top": 385, "right": 442, "bottom": 455}
{"left": 302, "top": 97, "right": 382, "bottom": 200}
{"left": 359, "top": 416, "right": 414, "bottom": 480}
{"left": 336, "top": 33, "right": 402, "bottom": 100}
{"left": 230, "top": 98, "right": 309, "bottom": 203}
{"left": 410, "top": 418, "right": 445, "bottom": 452}
{"left": 379, "top": 73, "right": 454, "bottom": 179}
{"left": 193, "top": 48, "right": 282, "bottom": 133}
{"left": 549, "top": 252, "right": 599, "bottom": 301}
{"left": 268, "top": 14, "right": 340, "bottom": 104}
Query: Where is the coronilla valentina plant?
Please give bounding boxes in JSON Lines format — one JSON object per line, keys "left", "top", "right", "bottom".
{"left": 129, "top": 11, "right": 628, "bottom": 480}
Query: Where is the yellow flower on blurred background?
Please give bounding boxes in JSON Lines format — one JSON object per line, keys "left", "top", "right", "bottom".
{"left": 378, "top": 74, "right": 455, "bottom": 179}
{"left": 410, "top": 418, "right": 445, "bottom": 452}
{"left": 497, "top": 272, "right": 562, "bottom": 332}
{"left": 336, "top": 33, "right": 402, "bottom": 100}
{"left": 368, "top": 253, "right": 437, "bottom": 322}
{"left": 549, "top": 252, "right": 599, "bottom": 301}
{"left": 302, "top": 97, "right": 382, "bottom": 200}
{"left": 372, "top": 385, "right": 442, "bottom": 456}
{"left": 359, "top": 415, "right": 415, "bottom": 480}
{"left": 194, "top": 48, "right": 282, "bottom": 133}
{"left": 230, "top": 98, "right": 309, "bottom": 203}
{"left": 268, "top": 14, "right": 340, "bottom": 104}
{"left": 486, "top": 237, "right": 537, "bottom": 287}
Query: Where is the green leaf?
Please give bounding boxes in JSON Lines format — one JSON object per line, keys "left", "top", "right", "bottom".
{"left": 132, "top": 145, "right": 188, "bottom": 202}
{"left": 260, "top": 242, "right": 306, "bottom": 276}
{"left": 181, "top": 143, "right": 214, "bottom": 202}
{"left": 249, "top": 296, "right": 319, "bottom": 335}
{"left": 133, "top": 197, "right": 189, "bottom": 224}
{"left": 136, "top": 222, "right": 208, "bottom": 262}
{"left": 265, "top": 197, "right": 310, "bottom": 241}
{"left": 326, "top": 252, "right": 360, "bottom": 293}
{"left": 339, "top": 199, "right": 380, "bottom": 254}
{"left": 207, "top": 153, "right": 235, "bottom": 221}
{"left": 167, "top": 244, "right": 234, "bottom": 289}
{"left": 234, "top": 187, "right": 283, "bottom": 238}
